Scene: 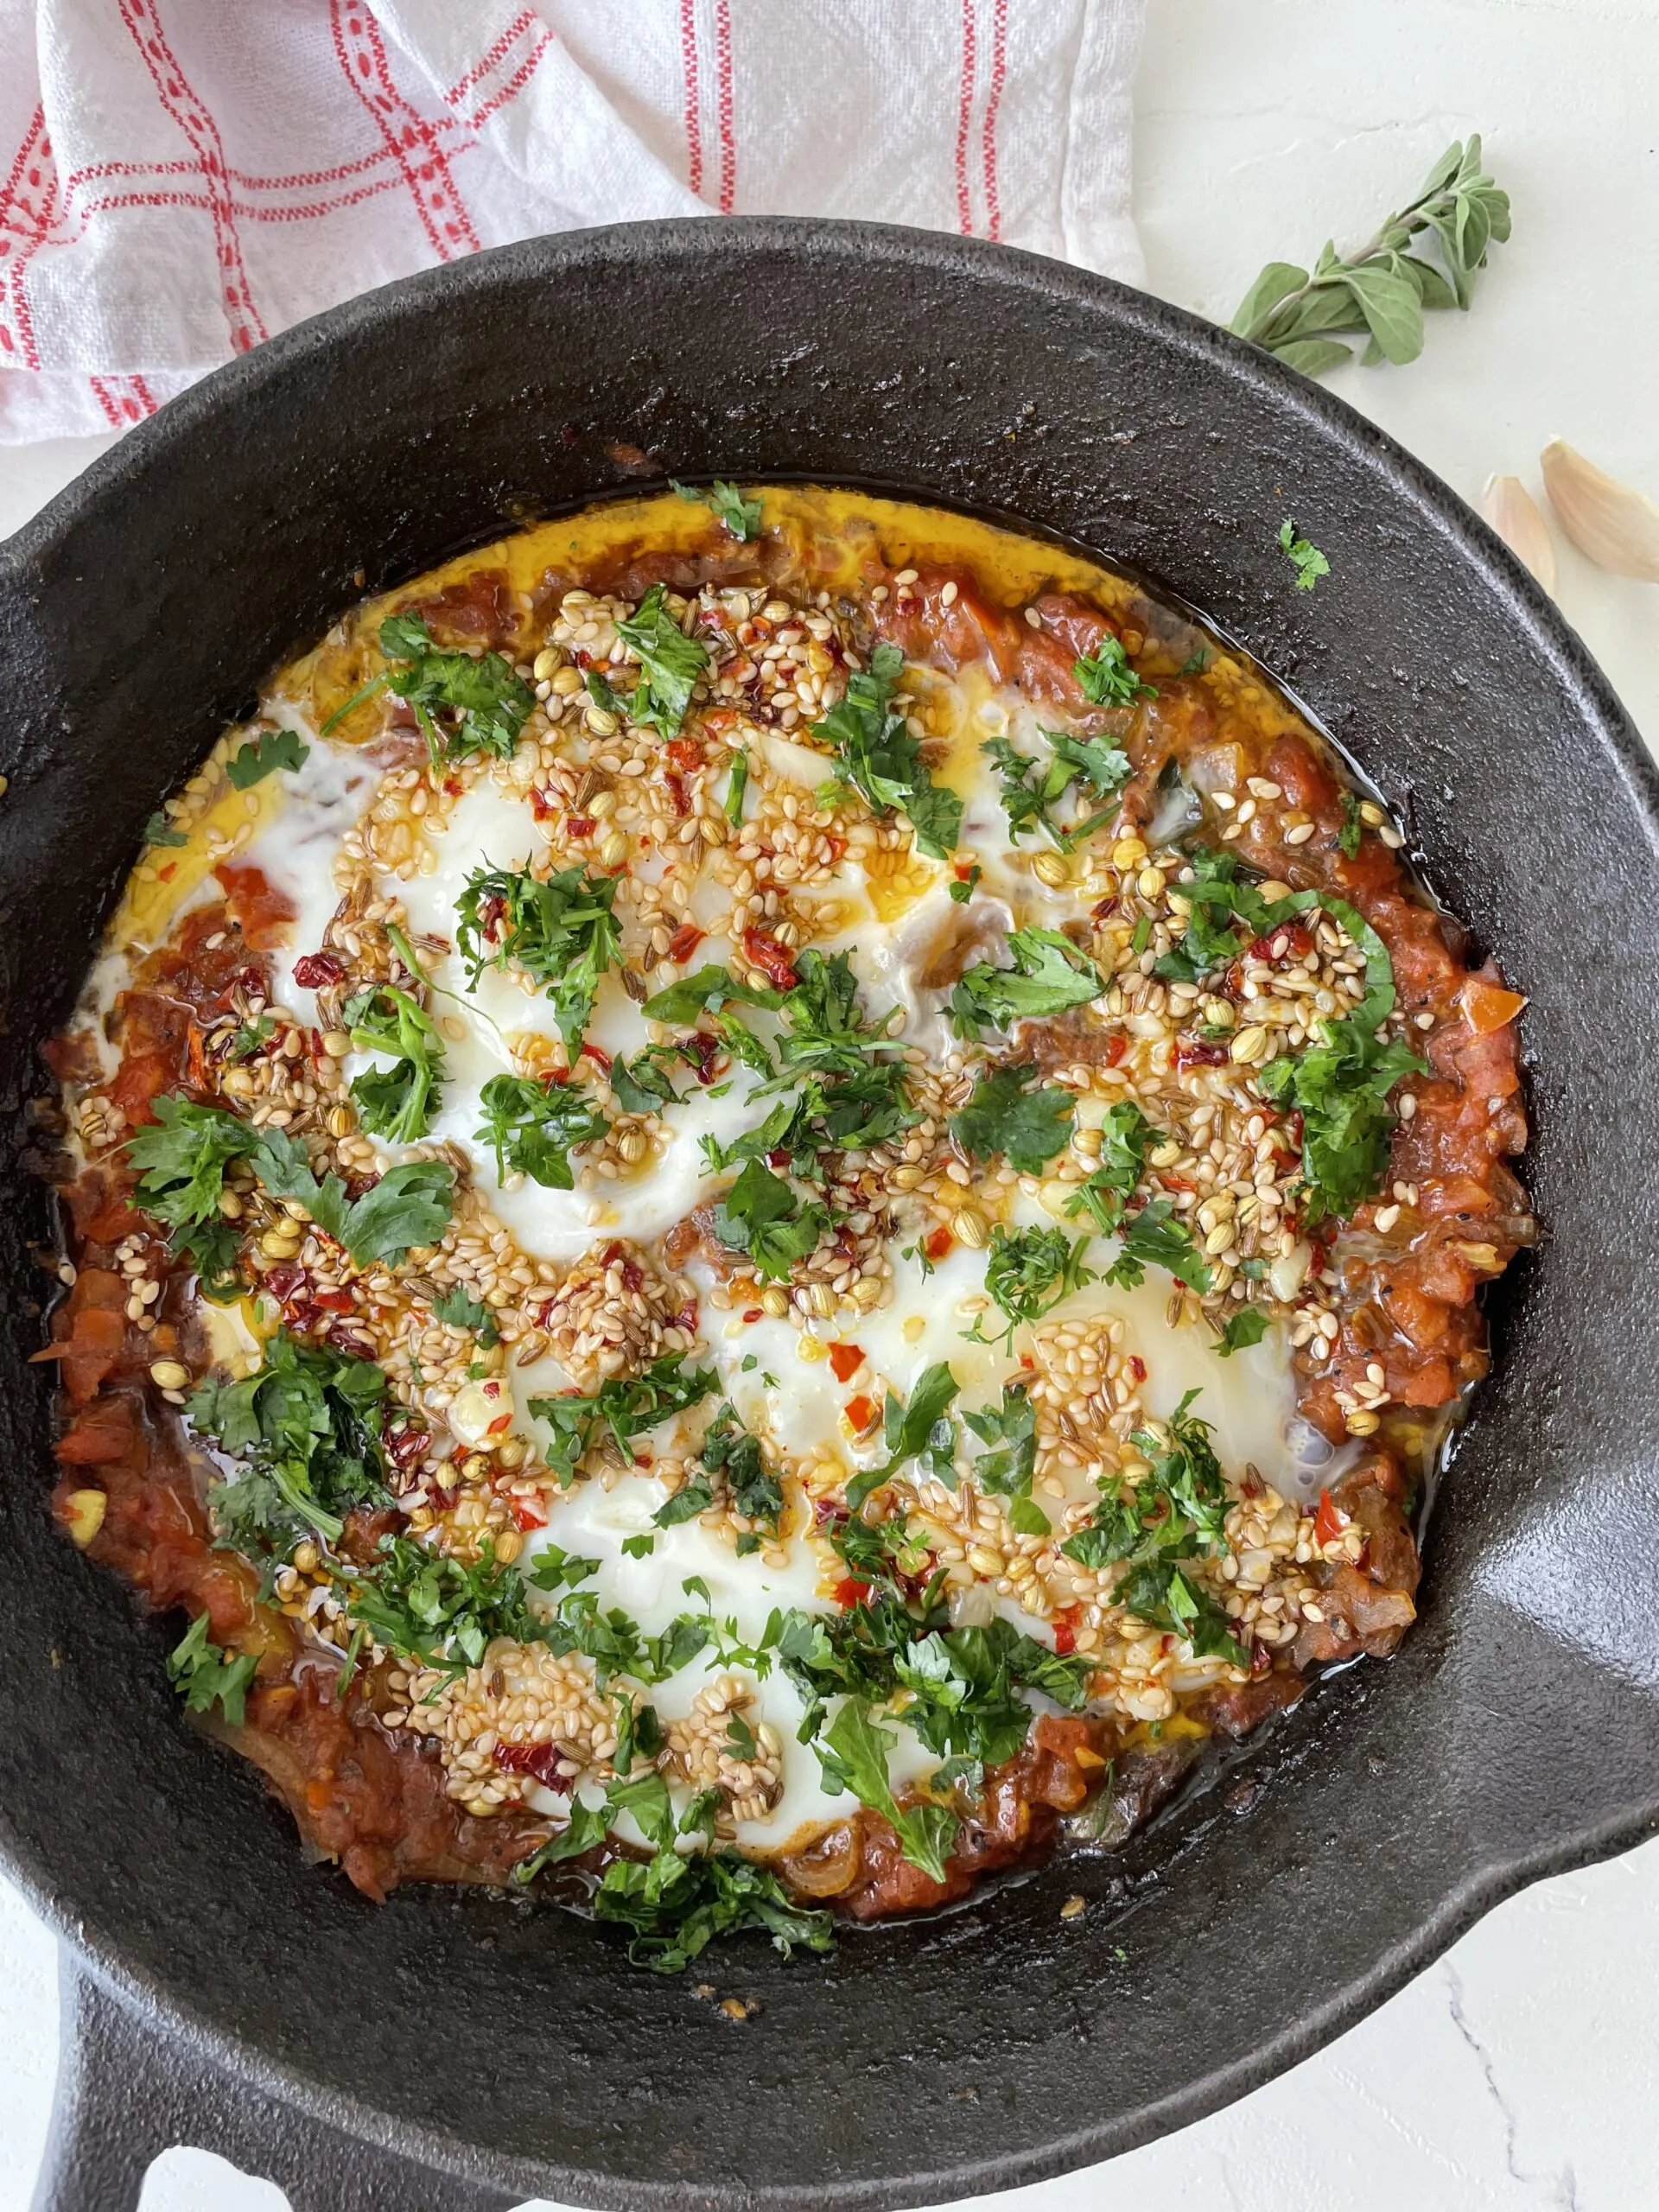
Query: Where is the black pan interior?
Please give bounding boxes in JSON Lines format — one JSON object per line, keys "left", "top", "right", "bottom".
{"left": 1, "top": 219, "right": 1657, "bottom": 2210}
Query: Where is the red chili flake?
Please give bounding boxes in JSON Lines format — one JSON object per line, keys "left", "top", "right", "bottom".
{"left": 662, "top": 769, "right": 691, "bottom": 818}
{"left": 741, "top": 928, "right": 798, "bottom": 991}
{"left": 827, "top": 1342, "right": 864, "bottom": 1384}
{"left": 511, "top": 1496, "right": 550, "bottom": 1532}
{"left": 834, "top": 1577, "right": 873, "bottom": 1611}
{"left": 1128, "top": 1355, "right": 1147, "bottom": 1383}
{"left": 766, "top": 1146, "right": 791, "bottom": 1170}
{"left": 495, "top": 1742, "right": 568, "bottom": 1789}
{"left": 1103, "top": 1032, "right": 1128, "bottom": 1066}
{"left": 566, "top": 814, "right": 595, "bottom": 839}
{"left": 1249, "top": 1640, "right": 1273, "bottom": 1676}
{"left": 823, "top": 836, "right": 847, "bottom": 866}
{"left": 1052, "top": 1611, "right": 1079, "bottom": 1657}
{"left": 924, "top": 1224, "right": 955, "bottom": 1262}
{"left": 666, "top": 922, "right": 704, "bottom": 965}
{"left": 843, "top": 1394, "right": 876, "bottom": 1433}
{"left": 264, "top": 1264, "right": 308, "bottom": 1304}
{"left": 1313, "top": 1489, "right": 1349, "bottom": 1548}
{"left": 157, "top": 861, "right": 177, "bottom": 882}
{"left": 1246, "top": 921, "right": 1313, "bottom": 964}
{"left": 666, "top": 736, "right": 704, "bottom": 773}
{"left": 742, "top": 1308, "right": 763, "bottom": 1324}
{"left": 312, "top": 1287, "right": 356, "bottom": 1313}
{"left": 385, "top": 1422, "right": 429, "bottom": 1468}
{"left": 1091, "top": 896, "right": 1120, "bottom": 923}
{"left": 486, "top": 1411, "right": 514, "bottom": 1437}
{"left": 683, "top": 1032, "right": 721, "bottom": 1084}
{"left": 293, "top": 950, "right": 346, "bottom": 989}
{"left": 1159, "top": 1173, "right": 1196, "bottom": 1195}
{"left": 672, "top": 1301, "right": 698, "bottom": 1334}
{"left": 621, "top": 1258, "right": 645, "bottom": 1294}
{"left": 580, "top": 1040, "right": 612, "bottom": 1072}
{"left": 1174, "top": 1038, "right": 1230, "bottom": 1070}
{"left": 529, "top": 790, "right": 556, "bottom": 822}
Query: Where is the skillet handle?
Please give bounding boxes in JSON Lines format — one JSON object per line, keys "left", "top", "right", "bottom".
{"left": 34, "top": 1955, "right": 520, "bottom": 2212}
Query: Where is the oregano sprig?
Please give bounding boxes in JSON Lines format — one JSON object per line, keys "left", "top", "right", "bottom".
{"left": 1230, "top": 137, "right": 1510, "bottom": 378}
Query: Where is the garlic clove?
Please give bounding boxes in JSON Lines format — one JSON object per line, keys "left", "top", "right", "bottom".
{"left": 1478, "top": 474, "right": 1556, "bottom": 595}
{"left": 1540, "top": 439, "right": 1659, "bottom": 583}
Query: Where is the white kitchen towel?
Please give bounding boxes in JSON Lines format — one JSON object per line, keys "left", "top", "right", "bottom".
{"left": 0, "top": 0, "right": 1145, "bottom": 444}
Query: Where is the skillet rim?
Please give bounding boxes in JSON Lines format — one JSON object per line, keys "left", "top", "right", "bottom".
{"left": 2, "top": 214, "right": 1656, "bottom": 2209}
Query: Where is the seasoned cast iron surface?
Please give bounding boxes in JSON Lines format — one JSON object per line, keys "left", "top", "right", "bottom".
{"left": 0, "top": 221, "right": 1656, "bottom": 2209}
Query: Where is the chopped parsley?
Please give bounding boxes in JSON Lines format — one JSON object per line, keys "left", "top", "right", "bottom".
{"left": 982, "top": 730, "right": 1131, "bottom": 850}
{"left": 950, "top": 926, "right": 1103, "bottom": 1037}
{"left": 1279, "top": 518, "right": 1331, "bottom": 592}
{"left": 1102, "top": 1196, "right": 1212, "bottom": 1294}
{"left": 334, "top": 1533, "right": 543, "bottom": 1675}
{"left": 641, "top": 963, "right": 782, "bottom": 1025}
{"left": 1073, "top": 636, "right": 1158, "bottom": 708}
{"left": 697, "top": 1402, "right": 784, "bottom": 1534}
{"left": 454, "top": 862, "right": 620, "bottom": 1051}
{"left": 345, "top": 982, "right": 447, "bottom": 1143}
{"left": 226, "top": 727, "right": 309, "bottom": 790}
{"left": 474, "top": 1071, "right": 607, "bottom": 1188}
{"left": 962, "top": 1383, "right": 1049, "bottom": 1535}
{"left": 671, "top": 478, "right": 763, "bottom": 541}
{"left": 431, "top": 1284, "right": 499, "bottom": 1347}
{"left": 725, "top": 745, "right": 749, "bottom": 823}
{"left": 969, "top": 1223, "right": 1096, "bottom": 1351}
{"left": 143, "top": 811, "right": 188, "bottom": 849}
{"left": 250, "top": 1124, "right": 455, "bottom": 1265}
{"left": 167, "top": 1614, "right": 258, "bottom": 1727}
{"left": 711, "top": 1158, "right": 830, "bottom": 1281}
{"left": 948, "top": 1062, "right": 1075, "bottom": 1175}
{"left": 949, "top": 865, "right": 982, "bottom": 905}
{"left": 528, "top": 1353, "right": 718, "bottom": 1486}
{"left": 1065, "top": 1101, "right": 1156, "bottom": 1234}
{"left": 1339, "top": 790, "right": 1365, "bottom": 858}
{"left": 322, "top": 610, "right": 534, "bottom": 763}
{"left": 817, "top": 1698, "right": 957, "bottom": 1883}
{"left": 190, "top": 1328, "right": 390, "bottom": 1556}
{"left": 811, "top": 640, "right": 963, "bottom": 861}
{"left": 845, "top": 1360, "right": 960, "bottom": 1511}
{"left": 1216, "top": 1308, "right": 1268, "bottom": 1357}
{"left": 614, "top": 584, "right": 711, "bottom": 737}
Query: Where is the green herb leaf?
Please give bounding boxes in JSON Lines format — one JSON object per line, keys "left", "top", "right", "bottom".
{"left": 817, "top": 1698, "right": 957, "bottom": 1883}
{"left": 698, "top": 1402, "right": 784, "bottom": 1531}
{"left": 143, "top": 811, "right": 188, "bottom": 849}
{"left": 226, "top": 727, "right": 309, "bottom": 790}
{"left": 1230, "top": 138, "right": 1510, "bottom": 381}
{"left": 167, "top": 1613, "right": 259, "bottom": 1726}
{"left": 326, "top": 611, "right": 534, "bottom": 761}
{"left": 724, "top": 745, "right": 749, "bottom": 823}
{"left": 454, "top": 863, "right": 620, "bottom": 1052}
{"left": 431, "top": 1284, "right": 499, "bottom": 1347}
{"left": 948, "top": 1062, "right": 1074, "bottom": 1175}
{"left": 474, "top": 1071, "right": 607, "bottom": 1189}
{"left": 1279, "top": 518, "right": 1331, "bottom": 592}
{"left": 345, "top": 982, "right": 447, "bottom": 1143}
{"left": 846, "top": 1361, "right": 959, "bottom": 1512}
{"left": 1216, "top": 1308, "right": 1269, "bottom": 1357}
{"left": 1064, "top": 1100, "right": 1156, "bottom": 1234}
{"left": 950, "top": 926, "right": 1103, "bottom": 1037}
{"left": 810, "top": 641, "right": 963, "bottom": 861}
{"left": 969, "top": 1226, "right": 1095, "bottom": 1351}
{"left": 962, "top": 1383, "right": 1039, "bottom": 1515}
{"left": 528, "top": 1354, "right": 718, "bottom": 1485}
{"left": 641, "top": 963, "right": 782, "bottom": 1025}
{"left": 124, "top": 1096, "right": 256, "bottom": 1231}
{"left": 671, "top": 478, "right": 763, "bottom": 540}
{"left": 948, "top": 865, "right": 982, "bottom": 905}
{"left": 1073, "top": 636, "right": 1158, "bottom": 708}
{"left": 1339, "top": 791, "right": 1364, "bottom": 859}
{"left": 614, "top": 583, "right": 711, "bottom": 737}
{"left": 710, "top": 1158, "right": 829, "bottom": 1281}
{"left": 1101, "top": 1197, "right": 1213, "bottom": 1294}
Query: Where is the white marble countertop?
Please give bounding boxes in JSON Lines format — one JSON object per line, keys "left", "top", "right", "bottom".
{"left": 3, "top": 3, "right": 1655, "bottom": 2206}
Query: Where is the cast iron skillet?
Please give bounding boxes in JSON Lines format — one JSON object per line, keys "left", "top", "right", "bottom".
{"left": 2, "top": 219, "right": 1657, "bottom": 2212}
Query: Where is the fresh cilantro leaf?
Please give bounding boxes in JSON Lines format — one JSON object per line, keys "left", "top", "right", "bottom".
{"left": 524, "top": 1542, "right": 601, "bottom": 1594}
{"left": 1119, "top": 1561, "right": 1245, "bottom": 1662}
{"left": 711, "top": 1158, "right": 829, "bottom": 1281}
{"left": 474, "top": 1071, "right": 607, "bottom": 1188}
{"left": 607, "top": 1045, "right": 688, "bottom": 1116}
{"left": 671, "top": 478, "right": 764, "bottom": 541}
{"left": 1216, "top": 1308, "right": 1269, "bottom": 1357}
{"left": 317, "top": 1159, "right": 455, "bottom": 1266}
{"left": 1101, "top": 1197, "right": 1213, "bottom": 1294}
{"left": 1065, "top": 1101, "right": 1156, "bottom": 1234}
{"left": 1339, "top": 790, "right": 1364, "bottom": 858}
{"left": 982, "top": 731, "right": 1130, "bottom": 852}
{"left": 699, "top": 1402, "right": 784, "bottom": 1531}
{"left": 811, "top": 641, "right": 963, "bottom": 861}
{"left": 949, "top": 866, "right": 982, "bottom": 905}
{"left": 345, "top": 982, "right": 447, "bottom": 1143}
{"left": 1279, "top": 518, "right": 1331, "bottom": 592}
{"left": 641, "top": 963, "right": 782, "bottom": 1025}
{"left": 323, "top": 611, "right": 534, "bottom": 763}
{"left": 226, "top": 727, "right": 309, "bottom": 790}
{"left": 334, "top": 1533, "right": 543, "bottom": 1674}
{"left": 431, "top": 1283, "right": 499, "bottom": 1347}
{"left": 191, "top": 1328, "right": 390, "bottom": 1556}
{"left": 621, "top": 1533, "right": 656, "bottom": 1560}
{"left": 588, "top": 1845, "right": 834, "bottom": 1974}
{"left": 124, "top": 1096, "right": 254, "bottom": 1231}
{"left": 225, "top": 1014, "right": 275, "bottom": 1062}
{"left": 969, "top": 1226, "right": 1095, "bottom": 1351}
{"left": 514, "top": 1796, "right": 611, "bottom": 1878}
{"left": 950, "top": 926, "right": 1103, "bottom": 1036}
{"left": 166, "top": 1613, "right": 258, "bottom": 1726}
{"left": 1073, "top": 636, "right": 1158, "bottom": 707}
{"left": 454, "top": 863, "right": 620, "bottom": 1052}
{"left": 528, "top": 1354, "right": 717, "bottom": 1484}
{"left": 846, "top": 1361, "right": 959, "bottom": 1511}
{"left": 817, "top": 1698, "right": 957, "bottom": 1883}
{"left": 725, "top": 745, "right": 748, "bottom": 822}
{"left": 654, "top": 1477, "right": 715, "bottom": 1528}
{"left": 615, "top": 584, "right": 710, "bottom": 737}
{"left": 949, "top": 1062, "right": 1074, "bottom": 1174}
{"left": 143, "top": 811, "right": 188, "bottom": 849}
{"left": 962, "top": 1383, "right": 1043, "bottom": 1528}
